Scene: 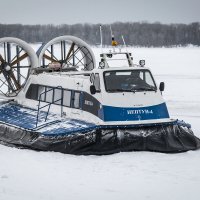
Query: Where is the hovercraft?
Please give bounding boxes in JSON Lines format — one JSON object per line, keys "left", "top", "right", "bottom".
{"left": 0, "top": 35, "right": 199, "bottom": 155}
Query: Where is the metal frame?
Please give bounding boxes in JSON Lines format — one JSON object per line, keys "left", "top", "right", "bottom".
{"left": 36, "top": 86, "right": 63, "bottom": 128}
{"left": 35, "top": 85, "right": 85, "bottom": 128}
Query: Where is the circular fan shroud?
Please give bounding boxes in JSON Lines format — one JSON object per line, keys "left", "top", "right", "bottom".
{"left": 0, "top": 37, "right": 38, "bottom": 97}
{"left": 37, "top": 35, "right": 96, "bottom": 72}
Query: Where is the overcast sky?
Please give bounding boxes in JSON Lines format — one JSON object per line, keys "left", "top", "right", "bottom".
{"left": 0, "top": 0, "right": 200, "bottom": 25}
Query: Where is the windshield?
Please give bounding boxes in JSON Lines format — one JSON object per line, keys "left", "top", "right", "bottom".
{"left": 104, "top": 70, "right": 157, "bottom": 92}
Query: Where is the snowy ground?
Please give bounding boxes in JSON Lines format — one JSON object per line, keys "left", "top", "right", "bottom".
{"left": 0, "top": 46, "right": 200, "bottom": 200}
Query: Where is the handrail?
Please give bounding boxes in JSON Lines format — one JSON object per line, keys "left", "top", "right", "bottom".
{"left": 35, "top": 86, "right": 63, "bottom": 128}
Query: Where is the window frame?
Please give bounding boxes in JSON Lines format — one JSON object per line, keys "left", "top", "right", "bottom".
{"left": 63, "top": 89, "right": 72, "bottom": 108}
{"left": 103, "top": 69, "right": 157, "bottom": 92}
{"left": 71, "top": 91, "right": 82, "bottom": 109}
{"left": 26, "top": 84, "right": 84, "bottom": 110}
{"left": 94, "top": 73, "right": 101, "bottom": 92}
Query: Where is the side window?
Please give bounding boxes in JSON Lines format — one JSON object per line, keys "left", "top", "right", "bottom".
{"left": 145, "top": 72, "right": 155, "bottom": 87}
{"left": 26, "top": 85, "right": 84, "bottom": 110}
{"left": 139, "top": 72, "right": 144, "bottom": 80}
{"left": 45, "top": 87, "right": 53, "bottom": 103}
{"left": 63, "top": 90, "right": 71, "bottom": 107}
{"left": 94, "top": 73, "right": 100, "bottom": 92}
{"left": 73, "top": 92, "right": 81, "bottom": 109}
{"left": 38, "top": 86, "right": 45, "bottom": 101}
{"left": 26, "top": 84, "right": 39, "bottom": 100}
{"left": 54, "top": 88, "right": 62, "bottom": 105}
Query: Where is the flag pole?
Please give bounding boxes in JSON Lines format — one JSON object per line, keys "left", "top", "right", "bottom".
{"left": 100, "top": 25, "right": 103, "bottom": 53}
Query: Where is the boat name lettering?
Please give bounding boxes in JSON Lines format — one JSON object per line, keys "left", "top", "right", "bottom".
{"left": 85, "top": 100, "right": 93, "bottom": 106}
{"left": 127, "top": 109, "right": 153, "bottom": 115}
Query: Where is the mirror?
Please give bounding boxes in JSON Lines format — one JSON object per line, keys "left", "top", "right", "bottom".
{"left": 90, "top": 85, "right": 96, "bottom": 94}
{"left": 90, "top": 73, "right": 95, "bottom": 83}
{"left": 159, "top": 82, "right": 165, "bottom": 92}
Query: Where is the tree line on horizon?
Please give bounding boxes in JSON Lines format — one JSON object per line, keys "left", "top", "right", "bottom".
{"left": 0, "top": 22, "right": 199, "bottom": 47}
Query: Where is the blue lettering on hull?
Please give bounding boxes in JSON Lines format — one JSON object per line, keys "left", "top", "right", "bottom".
{"left": 99, "top": 103, "right": 169, "bottom": 122}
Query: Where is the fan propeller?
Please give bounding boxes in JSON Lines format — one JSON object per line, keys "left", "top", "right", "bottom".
{"left": 36, "top": 35, "right": 96, "bottom": 73}
{"left": 0, "top": 37, "right": 38, "bottom": 97}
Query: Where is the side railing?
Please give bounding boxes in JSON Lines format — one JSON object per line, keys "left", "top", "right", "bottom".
{"left": 35, "top": 86, "right": 63, "bottom": 128}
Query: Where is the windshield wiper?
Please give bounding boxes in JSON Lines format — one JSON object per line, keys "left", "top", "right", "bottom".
{"left": 130, "top": 87, "right": 157, "bottom": 92}
{"left": 107, "top": 87, "right": 156, "bottom": 93}
{"left": 107, "top": 88, "right": 133, "bottom": 92}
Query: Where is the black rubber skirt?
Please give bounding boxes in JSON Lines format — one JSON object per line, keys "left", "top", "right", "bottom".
{"left": 0, "top": 122, "right": 200, "bottom": 155}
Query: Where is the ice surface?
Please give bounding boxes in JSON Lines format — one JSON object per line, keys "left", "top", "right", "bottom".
{"left": 0, "top": 46, "right": 200, "bottom": 200}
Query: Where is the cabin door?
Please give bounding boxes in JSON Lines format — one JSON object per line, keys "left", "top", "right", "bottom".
{"left": 71, "top": 80, "right": 83, "bottom": 115}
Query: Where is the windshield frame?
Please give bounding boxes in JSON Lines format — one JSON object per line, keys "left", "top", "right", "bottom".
{"left": 103, "top": 69, "right": 157, "bottom": 93}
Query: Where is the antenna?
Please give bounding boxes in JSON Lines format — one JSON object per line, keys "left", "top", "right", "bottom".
{"left": 121, "top": 35, "right": 133, "bottom": 67}
{"left": 110, "top": 25, "right": 118, "bottom": 52}
{"left": 121, "top": 35, "right": 128, "bottom": 52}
{"left": 110, "top": 25, "right": 114, "bottom": 52}
{"left": 110, "top": 25, "right": 113, "bottom": 38}
{"left": 99, "top": 25, "right": 103, "bottom": 53}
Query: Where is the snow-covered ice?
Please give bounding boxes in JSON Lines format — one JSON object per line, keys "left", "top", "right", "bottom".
{"left": 0, "top": 46, "right": 200, "bottom": 200}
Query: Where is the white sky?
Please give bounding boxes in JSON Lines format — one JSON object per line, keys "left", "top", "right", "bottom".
{"left": 0, "top": 0, "right": 200, "bottom": 25}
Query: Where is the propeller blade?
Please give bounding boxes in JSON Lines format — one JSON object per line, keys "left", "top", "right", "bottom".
{"left": 0, "top": 54, "right": 5, "bottom": 63}
{"left": 10, "top": 53, "right": 28, "bottom": 66}
{"left": 43, "top": 54, "right": 58, "bottom": 63}
{"left": 9, "top": 71, "right": 21, "bottom": 90}
{"left": 65, "top": 42, "right": 75, "bottom": 61}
